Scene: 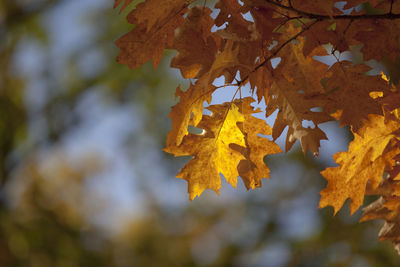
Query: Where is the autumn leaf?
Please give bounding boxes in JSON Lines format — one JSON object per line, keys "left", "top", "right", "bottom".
{"left": 265, "top": 37, "right": 332, "bottom": 154}
{"left": 230, "top": 98, "right": 282, "bottom": 190}
{"left": 361, "top": 173, "right": 400, "bottom": 253}
{"left": 302, "top": 20, "right": 354, "bottom": 56}
{"left": 165, "top": 101, "right": 246, "bottom": 200}
{"left": 170, "top": 6, "right": 219, "bottom": 79}
{"left": 323, "top": 62, "right": 390, "bottom": 131}
{"left": 354, "top": 20, "right": 400, "bottom": 61}
{"left": 215, "top": 0, "right": 243, "bottom": 27}
{"left": 115, "top": 0, "right": 188, "bottom": 69}
{"left": 294, "top": 0, "right": 339, "bottom": 15}
{"left": 165, "top": 84, "right": 212, "bottom": 148}
{"left": 115, "top": 0, "right": 400, "bottom": 253}
{"left": 319, "top": 114, "right": 400, "bottom": 214}
{"left": 165, "top": 98, "right": 281, "bottom": 200}
{"left": 167, "top": 39, "right": 240, "bottom": 147}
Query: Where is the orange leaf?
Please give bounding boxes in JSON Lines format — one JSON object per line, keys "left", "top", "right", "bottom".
{"left": 165, "top": 101, "right": 246, "bottom": 200}
{"left": 230, "top": 98, "right": 282, "bottom": 190}
{"left": 115, "top": 0, "right": 187, "bottom": 69}
{"left": 320, "top": 114, "right": 400, "bottom": 214}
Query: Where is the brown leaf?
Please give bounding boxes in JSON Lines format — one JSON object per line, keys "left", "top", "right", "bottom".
{"left": 362, "top": 175, "right": 400, "bottom": 254}
{"left": 324, "top": 62, "right": 390, "bottom": 131}
{"left": 115, "top": 0, "right": 187, "bottom": 69}
{"left": 171, "top": 6, "right": 220, "bottom": 79}
{"left": 354, "top": 20, "right": 400, "bottom": 61}
{"left": 265, "top": 38, "right": 332, "bottom": 153}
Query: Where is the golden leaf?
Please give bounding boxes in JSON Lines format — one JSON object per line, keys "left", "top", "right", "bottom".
{"left": 166, "top": 84, "right": 213, "bottom": 148}
{"left": 165, "top": 101, "right": 246, "bottom": 200}
{"left": 320, "top": 114, "right": 400, "bottom": 214}
{"left": 230, "top": 98, "right": 282, "bottom": 190}
{"left": 165, "top": 98, "right": 281, "bottom": 200}
{"left": 166, "top": 39, "right": 240, "bottom": 147}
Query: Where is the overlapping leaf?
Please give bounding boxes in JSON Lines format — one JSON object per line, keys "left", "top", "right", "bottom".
{"left": 114, "top": 2, "right": 400, "bottom": 254}
{"left": 171, "top": 6, "right": 219, "bottom": 79}
{"left": 319, "top": 114, "right": 400, "bottom": 214}
{"left": 362, "top": 172, "right": 400, "bottom": 253}
{"left": 166, "top": 84, "right": 213, "bottom": 148}
{"left": 167, "top": 39, "right": 240, "bottom": 147}
{"left": 291, "top": 0, "right": 337, "bottom": 16}
{"left": 265, "top": 37, "right": 332, "bottom": 154}
{"left": 165, "top": 99, "right": 281, "bottom": 200}
{"left": 230, "top": 98, "right": 281, "bottom": 190}
{"left": 165, "top": 101, "right": 246, "bottom": 200}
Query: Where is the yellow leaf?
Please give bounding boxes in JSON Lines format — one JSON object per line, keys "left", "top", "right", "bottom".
{"left": 320, "top": 114, "right": 400, "bottom": 214}
{"left": 166, "top": 84, "right": 212, "bottom": 147}
{"left": 165, "top": 101, "right": 246, "bottom": 200}
{"left": 230, "top": 98, "right": 282, "bottom": 190}
{"left": 165, "top": 98, "right": 281, "bottom": 200}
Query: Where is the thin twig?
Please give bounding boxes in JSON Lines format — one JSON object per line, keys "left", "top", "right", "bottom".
{"left": 264, "top": 0, "right": 400, "bottom": 20}
{"left": 237, "top": 19, "right": 319, "bottom": 86}
{"left": 332, "top": 19, "right": 354, "bottom": 54}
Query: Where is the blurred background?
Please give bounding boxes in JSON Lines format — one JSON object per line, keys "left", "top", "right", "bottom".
{"left": 1, "top": 0, "right": 400, "bottom": 266}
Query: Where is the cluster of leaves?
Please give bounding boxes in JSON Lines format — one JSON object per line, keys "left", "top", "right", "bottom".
{"left": 115, "top": 0, "right": 400, "bottom": 252}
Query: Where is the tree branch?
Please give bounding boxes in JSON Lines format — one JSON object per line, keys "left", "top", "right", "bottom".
{"left": 264, "top": 0, "right": 400, "bottom": 20}
{"left": 237, "top": 19, "right": 319, "bottom": 86}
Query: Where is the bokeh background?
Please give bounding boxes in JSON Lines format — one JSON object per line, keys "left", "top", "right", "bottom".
{"left": 1, "top": 0, "right": 400, "bottom": 266}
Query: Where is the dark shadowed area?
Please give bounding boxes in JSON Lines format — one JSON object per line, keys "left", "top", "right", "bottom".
{"left": 0, "top": 0, "right": 399, "bottom": 266}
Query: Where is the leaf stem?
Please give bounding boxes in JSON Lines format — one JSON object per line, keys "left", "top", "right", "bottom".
{"left": 237, "top": 19, "right": 319, "bottom": 86}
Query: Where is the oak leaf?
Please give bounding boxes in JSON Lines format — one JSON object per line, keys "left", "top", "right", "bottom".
{"left": 362, "top": 174, "right": 400, "bottom": 253}
{"left": 170, "top": 6, "right": 219, "bottom": 79}
{"left": 265, "top": 37, "right": 332, "bottom": 153}
{"left": 165, "top": 99, "right": 281, "bottom": 200}
{"left": 319, "top": 114, "right": 400, "bottom": 214}
{"left": 166, "top": 84, "right": 212, "bottom": 148}
{"left": 354, "top": 20, "right": 400, "bottom": 61}
{"left": 114, "top": 0, "right": 400, "bottom": 252}
{"left": 165, "top": 101, "right": 246, "bottom": 200}
{"left": 323, "top": 62, "right": 390, "bottom": 131}
{"left": 115, "top": 0, "right": 187, "bottom": 69}
{"left": 167, "top": 31, "right": 240, "bottom": 148}
{"left": 230, "top": 98, "right": 282, "bottom": 190}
